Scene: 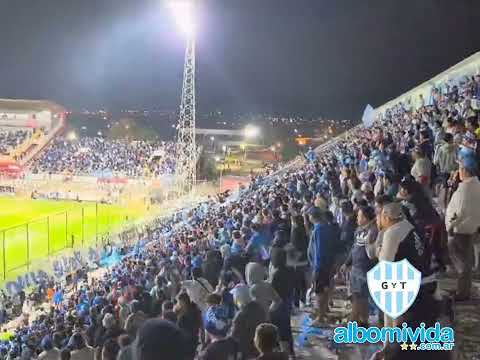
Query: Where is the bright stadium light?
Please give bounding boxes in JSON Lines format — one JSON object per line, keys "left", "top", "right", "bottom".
{"left": 166, "top": 0, "right": 196, "bottom": 38}
{"left": 244, "top": 125, "right": 260, "bottom": 139}
{"left": 66, "top": 131, "right": 77, "bottom": 141}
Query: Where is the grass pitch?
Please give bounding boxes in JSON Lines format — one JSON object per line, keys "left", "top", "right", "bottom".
{"left": 0, "top": 197, "right": 143, "bottom": 280}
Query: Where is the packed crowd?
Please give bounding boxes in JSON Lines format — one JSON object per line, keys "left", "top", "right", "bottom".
{"left": 31, "top": 138, "right": 176, "bottom": 178}
{"left": 0, "top": 73, "right": 480, "bottom": 360}
{"left": 0, "top": 129, "right": 30, "bottom": 155}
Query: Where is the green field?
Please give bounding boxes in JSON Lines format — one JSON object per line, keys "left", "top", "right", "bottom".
{"left": 0, "top": 197, "right": 143, "bottom": 281}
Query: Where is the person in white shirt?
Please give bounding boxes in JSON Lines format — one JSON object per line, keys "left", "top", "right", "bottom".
{"left": 410, "top": 146, "right": 432, "bottom": 196}
{"left": 445, "top": 155, "right": 480, "bottom": 300}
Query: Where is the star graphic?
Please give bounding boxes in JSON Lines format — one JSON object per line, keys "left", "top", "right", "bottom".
{"left": 409, "top": 343, "right": 417, "bottom": 350}
{"left": 400, "top": 343, "right": 409, "bottom": 351}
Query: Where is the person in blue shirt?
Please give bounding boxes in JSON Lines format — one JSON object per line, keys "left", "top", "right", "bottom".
{"left": 247, "top": 223, "right": 268, "bottom": 262}
{"left": 306, "top": 147, "right": 317, "bottom": 163}
{"left": 307, "top": 207, "right": 333, "bottom": 325}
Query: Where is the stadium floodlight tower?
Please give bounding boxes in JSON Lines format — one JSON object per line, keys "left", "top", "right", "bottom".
{"left": 168, "top": 0, "right": 198, "bottom": 195}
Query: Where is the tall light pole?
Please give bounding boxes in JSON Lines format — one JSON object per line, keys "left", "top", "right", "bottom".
{"left": 168, "top": 0, "right": 197, "bottom": 195}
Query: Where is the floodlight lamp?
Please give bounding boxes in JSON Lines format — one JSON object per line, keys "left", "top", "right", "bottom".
{"left": 167, "top": 0, "right": 196, "bottom": 38}
{"left": 66, "top": 131, "right": 77, "bottom": 141}
{"left": 244, "top": 125, "right": 260, "bottom": 139}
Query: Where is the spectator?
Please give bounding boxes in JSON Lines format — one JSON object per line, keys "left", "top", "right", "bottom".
{"left": 124, "top": 300, "right": 148, "bottom": 338}
{"left": 69, "top": 333, "right": 95, "bottom": 360}
{"left": 101, "top": 338, "right": 120, "bottom": 360}
{"left": 377, "top": 202, "right": 427, "bottom": 328}
{"left": 181, "top": 267, "right": 214, "bottom": 312}
{"left": 198, "top": 305, "right": 240, "bottom": 360}
{"left": 288, "top": 214, "right": 309, "bottom": 307}
{"left": 434, "top": 133, "right": 458, "bottom": 179}
{"left": 254, "top": 323, "right": 288, "bottom": 360}
{"left": 134, "top": 319, "right": 189, "bottom": 360}
{"left": 60, "top": 349, "right": 71, "bottom": 360}
{"left": 175, "top": 292, "right": 203, "bottom": 358}
{"left": 342, "top": 205, "right": 377, "bottom": 325}
{"left": 231, "top": 286, "right": 267, "bottom": 359}
{"left": 38, "top": 335, "right": 60, "bottom": 360}
{"left": 410, "top": 146, "right": 432, "bottom": 193}
{"left": 245, "top": 263, "right": 281, "bottom": 316}
{"left": 445, "top": 155, "right": 480, "bottom": 301}
{"left": 269, "top": 247, "right": 295, "bottom": 356}
{"left": 307, "top": 207, "right": 334, "bottom": 325}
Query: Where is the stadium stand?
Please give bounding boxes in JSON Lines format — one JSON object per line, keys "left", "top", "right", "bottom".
{"left": 0, "top": 129, "right": 31, "bottom": 156}
{"left": 1, "top": 54, "right": 480, "bottom": 359}
{"left": 0, "top": 99, "right": 66, "bottom": 176}
{"left": 31, "top": 137, "right": 177, "bottom": 177}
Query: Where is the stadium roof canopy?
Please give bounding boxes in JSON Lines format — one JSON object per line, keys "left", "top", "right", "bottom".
{"left": 0, "top": 98, "right": 66, "bottom": 113}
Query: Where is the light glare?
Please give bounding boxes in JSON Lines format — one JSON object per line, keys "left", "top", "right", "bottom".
{"left": 167, "top": 0, "right": 196, "bottom": 38}
{"left": 244, "top": 125, "right": 260, "bottom": 139}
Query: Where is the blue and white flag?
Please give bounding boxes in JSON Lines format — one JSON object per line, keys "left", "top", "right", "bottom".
{"left": 362, "top": 104, "right": 375, "bottom": 128}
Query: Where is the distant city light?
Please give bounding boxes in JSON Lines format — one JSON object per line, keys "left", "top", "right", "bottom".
{"left": 244, "top": 124, "right": 260, "bottom": 139}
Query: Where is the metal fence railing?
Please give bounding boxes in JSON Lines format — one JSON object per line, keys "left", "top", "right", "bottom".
{"left": 0, "top": 203, "right": 132, "bottom": 280}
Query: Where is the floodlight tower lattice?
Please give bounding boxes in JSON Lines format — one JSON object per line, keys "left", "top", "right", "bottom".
{"left": 174, "top": 5, "right": 197, "bottom": 195}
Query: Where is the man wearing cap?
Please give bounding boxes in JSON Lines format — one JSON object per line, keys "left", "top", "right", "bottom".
{"left": 198, "top": 305, "right": 241, "bottom": 360}
{"left": 445, "top": 155, "right": 480, "bottom": 301}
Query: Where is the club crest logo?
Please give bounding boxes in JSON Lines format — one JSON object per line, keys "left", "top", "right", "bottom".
{"left": 367, "top": 259, "right": 421, "bottom": 319}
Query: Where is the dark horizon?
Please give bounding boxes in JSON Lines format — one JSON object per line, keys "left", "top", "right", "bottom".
{"left": 0, "top": 0, "right": 479, "bottom": 121}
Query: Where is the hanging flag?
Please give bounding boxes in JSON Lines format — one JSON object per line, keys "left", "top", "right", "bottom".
{"left": 362, "top": 104, "right": 375, "bottom": 128}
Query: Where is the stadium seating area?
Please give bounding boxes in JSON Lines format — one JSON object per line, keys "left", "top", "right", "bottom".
{"left": 0, "top": 129, "right": 31, "bottom": 156}
{"left": 31, "top": 137, "right": 177, "bottom": 177}
{"left": 0, "top": 69, "right": 479, "bottom": 360}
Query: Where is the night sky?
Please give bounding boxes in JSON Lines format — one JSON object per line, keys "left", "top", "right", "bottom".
{"left": 0, "top": 0, "right": 479, "bottom": 120}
